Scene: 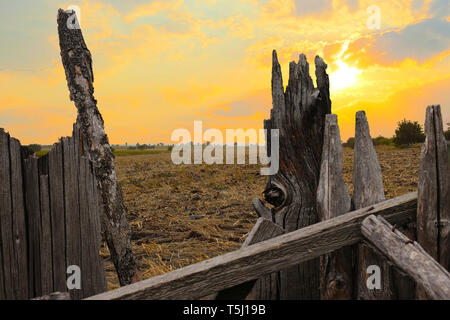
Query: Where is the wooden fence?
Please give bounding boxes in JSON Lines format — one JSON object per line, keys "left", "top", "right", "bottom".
{"left": 88, "top": 105, "right": 449, "bottom": 300}
{"left": 0, "top": 125, "right": 106, "bottom": 300}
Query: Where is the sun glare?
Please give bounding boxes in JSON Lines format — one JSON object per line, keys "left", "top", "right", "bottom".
{"left": 329, "top": 41, "right": 362, "bottom": 92}
{"left": 330, "top": 60, "right": 362, "bottom": 92}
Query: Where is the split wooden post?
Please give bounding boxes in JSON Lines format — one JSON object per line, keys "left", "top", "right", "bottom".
{"left": 317, "top": 114, "right": 353, "bottom": 299}
{"left": 253, "top": 51, "right": 331, "bottom": 299}
{"left": 417, "top": 105, "right": 450, "bottom": 298}
{"left": 362, "top": 215, "right": 450, "bottom": 300}
{"left": 353, "top": 111, "right": 392, "bottom": 300}
{"left": 215, "top": 218, "right": 285, "bottom": 300}
{"left": 57, "top": 9, "right": 137, "bottom": 285}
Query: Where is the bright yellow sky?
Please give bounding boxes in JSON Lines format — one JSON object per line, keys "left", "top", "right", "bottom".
{"left": 0, "top": 0, "right": 449, "bottom": 144}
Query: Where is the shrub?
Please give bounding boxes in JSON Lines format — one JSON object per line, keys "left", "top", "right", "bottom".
{"left": 372, "top": 136, "right": 393, "bottom": 146}
{"left": 445, "top": 123, "right": 450, "bottom": 141}
{"left": 343, "top": 137, "right": 355, "bottom": 149}
{"left": 28, "top": 144, "right": 42, "bottom": 153}
{"left": 393, "top": 119, "right": 425, "bottom": 147}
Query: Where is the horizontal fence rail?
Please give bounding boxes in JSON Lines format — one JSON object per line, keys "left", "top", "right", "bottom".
{"left": 88, "top": 192, "right": 417, "bottom": 300}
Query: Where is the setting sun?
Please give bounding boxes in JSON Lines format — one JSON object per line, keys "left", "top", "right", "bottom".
{"left": 330, "top": 59, "right": 362, "bottom": 92}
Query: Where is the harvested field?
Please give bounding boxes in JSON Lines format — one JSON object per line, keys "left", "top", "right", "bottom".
{"left": 102, "top": 144, "right": 422, "bottom": 289}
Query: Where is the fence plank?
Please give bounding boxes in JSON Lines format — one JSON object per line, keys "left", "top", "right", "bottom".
{"left": 417, "top": 105, "right": 450, "bottom": 298}
{"left": 0, "top": 129, "right": 12, "bottom": 299}
{"left": 317, "top": 114, "right": 353, "bottom": 299}
{"left": 9, "top": 138, "right": 29, "bottom": 299}
{"left": 87, "top": 192, "right": 417, "bottom": 300}
{"left": 24, "top": 156, "right": 42, "bottom": 298}
{"left": 48, "top": 141, "right": 67, "bottom": 293}
{"left": 215, "top": 218, "right": 285, "bottom": 300}
{"left": 362, "top": 215, "right": 450, "bottom": 300}
{"left": 39, "top": 174, "right": 54, "bottom": 296}
{"left": 63, "top": 136, "right": 82, "bottom": 299}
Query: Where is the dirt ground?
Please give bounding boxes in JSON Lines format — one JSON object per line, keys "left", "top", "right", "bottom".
{"left": 102, "top": 144, "right": 421, "bottom": 289}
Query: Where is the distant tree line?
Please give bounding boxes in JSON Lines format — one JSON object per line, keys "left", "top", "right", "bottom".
{"left": 344, "top": 119, "right": 429, "bottom": 149}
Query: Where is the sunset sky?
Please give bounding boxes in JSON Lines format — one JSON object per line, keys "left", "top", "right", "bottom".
{"left": 0, "top": 0, "right": 449, "bottom": 145}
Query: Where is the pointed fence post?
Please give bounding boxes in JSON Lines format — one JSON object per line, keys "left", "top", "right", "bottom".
{"left": 317, "top": 114, "right": 353, "bottom": 299}
{"left": 417, "top": 105, "right": 450, "bottom": 298}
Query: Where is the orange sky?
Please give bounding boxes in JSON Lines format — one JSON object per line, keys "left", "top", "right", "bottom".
{"left": 0, "top": 0, "right": 449, "bottom": 144}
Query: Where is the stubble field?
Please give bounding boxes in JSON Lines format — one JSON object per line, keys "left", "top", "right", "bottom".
{"left": 102, "top": 145, "right": 422, "bottom": 289}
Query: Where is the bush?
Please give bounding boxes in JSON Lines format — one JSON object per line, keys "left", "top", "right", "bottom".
{"left": 445, "top": 123, "right": 450, "bottom": 141}
{"left": 393, "top": 119, "right": 425, "bottom": 147}
{"left": 343, "top": 137, "right": 355, "bottom": 149}
{"left": 28, "top": 144, "right": 42, "bottom": 153}
{"left": 372, "top": 136, "right": 393, "bottom": 146}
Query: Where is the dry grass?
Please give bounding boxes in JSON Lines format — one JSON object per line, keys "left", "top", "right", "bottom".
{"left": 102, "top": 144, "right": 421, "bottom": 289}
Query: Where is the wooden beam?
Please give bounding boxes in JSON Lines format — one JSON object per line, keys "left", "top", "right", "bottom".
{"left": 87, "top": 192, "right": 417, "bottom": 300}
{"left": 361, "top": 215, "right": 450, "bottom": 300}
{"left": 317, "top": 114, "right": 353, "bottom": 299}
{"left": 215, "top": 218, "right": 285, "bottom": 300}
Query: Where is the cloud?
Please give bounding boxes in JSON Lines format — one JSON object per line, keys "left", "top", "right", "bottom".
{"left": 293, "top": 0, "right": 333, "bottom": 16}
{"left": 212, "top": 90, "right": 271, "bottom": 117}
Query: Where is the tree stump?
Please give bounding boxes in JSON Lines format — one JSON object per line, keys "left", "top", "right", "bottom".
{"left": 253, "top": 51, "right": 331, "bottom": 299}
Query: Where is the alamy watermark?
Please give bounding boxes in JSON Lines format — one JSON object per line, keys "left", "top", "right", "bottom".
{"left": 170, "top": 121, "right": 280, "bottom": 176}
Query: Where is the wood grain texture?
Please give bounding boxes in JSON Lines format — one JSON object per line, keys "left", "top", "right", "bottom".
{"left": 417, "top": 105, "right": 450, "bottom": 266}
{"left": 24, "top": 156, "right": 42, "bottom": 298}
{"left": 215, "top": 218, "right": 285, "bottom": 300}
{"left": 64, "top": 136, "right": 82, "bottom": 300}
{"left": 48, "top": 141, "right": 67, "bottom": 293}
{"left": 417, "top": 105, "right": 450, "bottom": 299}
{"left": 57, "top": 9, "right": 136, "bottom": 286}
{"left": 253, "top": 50, "right": 331, "bottom": 299}
{"left": 317, "top": 114, "right": 353, "bottom": 299}
{"left": 362, "top": 215, "right": 450, "bottom": 300}
{"left": 353, "top": 111, "right": 395, "bottom": 300}
{"left": 88, "top": 192, "right": 417, "bottom": 300}
{"left": 39, "top": 174, "right": 54, "bottom": 296}
{"left": 0, "top": 129, "right": 12, "bottom": 299}
{"left": 9, "top": 138, "right": 29, "bottom": 299}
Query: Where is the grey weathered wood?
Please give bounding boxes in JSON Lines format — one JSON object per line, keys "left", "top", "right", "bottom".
{"left": 0, "top": 128, "right": 11, "bottom": 299}
{"left": 57, "top": 9, "right": 136, "bottom": 286}
{"left": 32, "top": 292, "right": 71, "bottom": 300}
{"left": 317, "top": 114, "right": 353, "bottom": 299}
{"left": 362, "top": 215, "right": 450, "bottom": 300}
{"left": 24, "top": 156, "right": 42, "bottom": 298}
{"left": 63, "top": 136, "right": 82, "bottom": 299}
{"left": 353, "top": 111, "right": 394, "bottom": 300}
{"left": 48, "top": 141, "right": 67, "bottom": 293}
{"left": 88, "top": 160, "right": 107, "bottom": 294}
{"left": 10, "top": 138, "right": 29, "bottom": 299}
{"left": 417, "top": 105, "right": 450, "bottom": 299}
{"left": 88, "top": 192, "right": 417, "bottom": 300}
{"left": 215, "top": 218, "right": 285, "bottom": 300}
{"left": 39, "top": 174, "right": 54, "bottom": 296}
{"left": 79, "top": 157, "right": 92, "bottom": 298}
{"left": 253, "top": 51, "right": 331, "bottom": 299}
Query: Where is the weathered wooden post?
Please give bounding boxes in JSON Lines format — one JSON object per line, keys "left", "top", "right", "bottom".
{"left": 417, "top": 105, "right": 450, "bottom": 298}
{"left": 253, "top": 51, "right": 331, "bottom": 299}
{"left": 353, "top": 111, "right": 392, "bottom": 300}
{"left": 362, "top": 215, "right": 450, "bottom": 300}
{"left": 57, "top": 9, "right": 137, "bottom": 286}
{"left": 317, "top": 114, "right": 353, "bottom": 299}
